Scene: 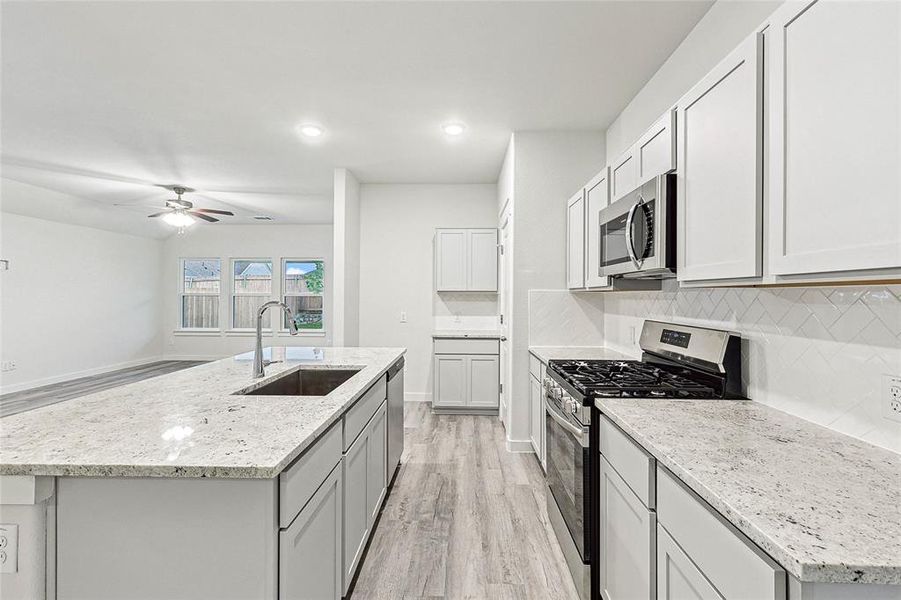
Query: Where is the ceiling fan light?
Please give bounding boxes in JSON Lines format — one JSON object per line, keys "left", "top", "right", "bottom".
{"left": 162, "top": 211, "right": 196, "bottom": 228}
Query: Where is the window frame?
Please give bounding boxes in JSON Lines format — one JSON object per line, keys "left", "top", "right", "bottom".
{"left": 230, "top": 257, "right": 275, "bottom": 331}
{"left": 280, "top": 257, "right": 326, "bottom": 334}
{"left": 178, "top": 257, "right": 222, "bottom": 332}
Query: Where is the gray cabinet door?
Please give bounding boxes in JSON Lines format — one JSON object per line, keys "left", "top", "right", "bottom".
{"left": 566, "top": 191, "right": 586, "bottom": 289}
{"left": 435, "top": 229, "right": 468, "bottom": 291}
{"left": 657, "top": 525, "right": 723, "bottom": 600}
{"left": 433, "top": 354, "right": 467, "bottom": 407}
{"left": 280, "top": 465, "right": 342, "bottom": 600}
{"left": 529, "top": 375, "right": 542, "bottom": 457}
{"left": 598, "top": 457, "right": 656, "bottom": 600}
{"left": 468, "top": 355, "right": 499, "bottom": 408}
{"left": 468, "top": 229, "right": 499, "bottom": 291}
{"left": 342, "top": 427, "right": 370, "bottom": 594}
{"left": 366, "top": 401, "right": 388, "bottom": 527}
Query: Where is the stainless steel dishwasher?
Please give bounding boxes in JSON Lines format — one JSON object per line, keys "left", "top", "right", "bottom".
{"left": 386, "top": 358, "right": 404, "bottom": 485}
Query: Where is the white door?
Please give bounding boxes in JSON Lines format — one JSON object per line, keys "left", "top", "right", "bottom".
{"left": 280, "top": 465, "right": 342, "bottom": 600}
{"left": 433, "top": 354, "right": 467, "bottom": 407}
{"left": 768, "top": 0, "right": 901, "bottom": 276}
{"left": 566, "top": 191, "right": 586, "bottom": 289}
{"left": 585, "top": 168, "right": 611, "bottom": 289}
{"left": 677, "top": 32, "right": 763, "bottom": 283}
{"left": 636, "top": 109, "right": 676, "bottom": 184}
{"left": 468, "top": 355, "right": 499, "bottom": 408}
{"left": 657, "top": 525, "right": 724, "bottom": 600}
{"left": 611, "top": 143, "right": 638, "bottom": 202}
{"left": 468, "top": 229, "right": 499, "bottom": 291}
{"left": 366, "top": 402, "right": 387, "bottom": 527}
{"left": 435, "top": 229, "right": 467, "bottom": 291}
{"left": 599, "top": 457, "right": 655, "bottom": 600}
{"left": 342, "top": 432, "right": 369, "bottom": 593}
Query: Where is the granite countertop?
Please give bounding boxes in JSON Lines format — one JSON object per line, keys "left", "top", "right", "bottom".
{"left": 432, "top": 330, "right": 505, "bottom": 339}
{"left": 0, "top": 346, "right": 405, "bottom": 479}
{"left": 596, "top": 397, "right": 901, "bottom": 585}
{"left": 528, "top": 345, "right": 632, "bottom": 363}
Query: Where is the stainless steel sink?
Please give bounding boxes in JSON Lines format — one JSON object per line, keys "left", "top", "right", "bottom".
{"left": 239, "top": 368, "right": 360, "bottom": 396}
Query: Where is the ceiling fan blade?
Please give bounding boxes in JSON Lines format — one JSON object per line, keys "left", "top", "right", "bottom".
{"left": 147, "top": 211, "right": 172, "bottom": 218}
{"left": 189, "top": 211, "right": 219, "bottom": 223}
{"left": 193, "top": 208, "right": 234, "bottom": 216}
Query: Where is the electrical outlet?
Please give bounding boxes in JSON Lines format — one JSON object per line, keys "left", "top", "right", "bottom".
{"left": 400, "top": 311, "right": 407, "bottom": 323}
{"left": 883, "top": 375, "right": 901, "bottom": 423}
{"left": 0, "top": 524, "right": 18, "bottom": 573}
{"left": 0, "top": 361, "right": 15, "bottom": 373}
{"left": 629, "top": 325, "right": 637, "bottom": 346}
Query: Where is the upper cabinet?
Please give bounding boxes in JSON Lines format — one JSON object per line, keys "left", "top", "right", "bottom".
{"left": 611, "top": 142, "right": 638, "bottom": 203}
{"left": 434, "top": 228, "right": 498, "bottom": 292}
{"left": 636, "top": 109, "right": 676, "bottom": 185}
{"left": 767, "top": 0, "right": 901, "bottom": 279}
{"left": 676, "top": 33, "right": 763, "bottom": 284}
{"left": 566, "top": 190, "right": 586, "bottom": 290}
{"left": 584, "top": 167, "right": 611, "bottom": 289}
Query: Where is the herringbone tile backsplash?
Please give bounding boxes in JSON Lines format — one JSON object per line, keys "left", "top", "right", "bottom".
{"left": 602, "top": 282, "right": 901, "bottom": 453}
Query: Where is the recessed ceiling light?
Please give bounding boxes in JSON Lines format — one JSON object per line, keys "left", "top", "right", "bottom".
{"left": 298, "top": 124, "right": 324, "bottom": 138}
{"left": 442, "top": 122, "right": 466, "bottom": 136}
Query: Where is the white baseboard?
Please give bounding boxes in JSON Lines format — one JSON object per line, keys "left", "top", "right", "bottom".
{"left": 0, "top": 356, "right": 166, "bottom": 395}
{"left": 404, "top": 392, "right": 432, "bottom": 403}
{"left": 162, "top": 354, "right": 227, "bottom": 362}
{"left": 506, "top": 437, "right": 535, "bottom": 453}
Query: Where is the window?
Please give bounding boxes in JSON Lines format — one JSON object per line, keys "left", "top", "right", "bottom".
{"left": 181, "top": 259, "right": 221, "bottom": 329}
{"left": 282, "top": 259, "right": 324, "bottom": 331}
{"left": 232, "top": 259, "right": 273, "bottom": 329}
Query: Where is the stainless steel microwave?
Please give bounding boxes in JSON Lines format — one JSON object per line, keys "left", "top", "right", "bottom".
{"left": 598, "top": 173, "right": 676, "bottom": 279}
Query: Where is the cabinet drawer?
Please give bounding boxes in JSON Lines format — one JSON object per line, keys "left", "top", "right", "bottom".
{"left": 344, "top": 376, "right": 387, "bottom": 451}
{"left": 279, "top": 420, "right": 343, "bottom": 529}
{"left": 599, "top": 415, "right": 655, "bottom": 508}
{"left": 433, "top": 338, "right": 499, "bottom": 355}
{"left": 657, "top": 467, "right": 786, "bottom": 600}
{"left": 529, "top": 354, "right": 544, "bottom": 380}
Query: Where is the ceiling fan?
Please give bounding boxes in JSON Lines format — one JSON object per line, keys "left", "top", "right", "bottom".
{"left": 145, "top": 185, "right": 234, "bottom": 228}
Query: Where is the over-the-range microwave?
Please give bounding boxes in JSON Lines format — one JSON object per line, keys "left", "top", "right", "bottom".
{"left": 598, "top": 173, "right": 676, "bottom": 279}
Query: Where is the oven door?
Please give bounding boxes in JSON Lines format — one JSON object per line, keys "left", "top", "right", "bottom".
{"left": 545, "top": 396, "right": 590, "bottom": 561}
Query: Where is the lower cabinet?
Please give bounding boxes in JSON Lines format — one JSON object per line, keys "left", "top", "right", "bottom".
{"left": 529, "top": 374, "right": 544, "bottom": 467}
{"left": 657, "top": 524, "right": 723, "bottom": 600}
{"left": 598, "top": 456, "right": 655, "bottom": 600}
{"left": 433, "top": 351, "right": 499, "bottom": 412}
{"left": 280, "top": 464, "right": 343, "bottom": 600}
{"left": 343, "top": 400, "right": 389, "bottom": 595}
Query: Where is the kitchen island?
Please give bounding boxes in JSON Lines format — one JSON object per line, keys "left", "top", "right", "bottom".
{"left": 0, "top": 346, "right": 405, "bottom": 600}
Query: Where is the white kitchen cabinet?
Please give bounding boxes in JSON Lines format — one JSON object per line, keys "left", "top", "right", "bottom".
{"left": 657, "top": 525, "right": 723, "bottom": 600}
{"left": 677, "top": 32, "right": 763, "bottom": 283}
{"left": 280, "top": 464, "right": 342, "bottom": 600}
{"left": 366, "top": 402, "right": 388, "bottom": 527}
{"left": 611, "top": 143, "right": 638, "bottom": 202}
{"left": 598, "top": 456, "right": 655, "bottom": 600}
{"left": 585, "top": 167, "right": 611, "bottom": 289}
{"left": 433, "top": 338, "right": 499, "bottom": 412}
{"left": 567, "top": 190, "right": 586, "bottom": 289}
{"left": 529, "top": 374, "right": 542, "bottom": 463}
{"left": 433, "top": 354, "right": 468, "bottom": 408}
{"left": 468, "top": 355, "right": 500, "bottom": 408}
{"left": 342, "top": 424, "right": 369, "bottom": 594}
{"left": 767, "top": 0, "right": 901, "bottom": 279}
{"left": 636, "top": 109, "right": 676, "bottom": 185}
{"left": 434, "top": 228, "right": 498, "bottom": 292}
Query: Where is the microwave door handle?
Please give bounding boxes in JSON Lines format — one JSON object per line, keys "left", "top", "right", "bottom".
{"left": 625, "top": 198, "right": 641, "bottom": 268}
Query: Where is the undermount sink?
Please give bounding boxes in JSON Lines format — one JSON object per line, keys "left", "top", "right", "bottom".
{"left": 239, "top": 368, "right": 361, "bottom": 396}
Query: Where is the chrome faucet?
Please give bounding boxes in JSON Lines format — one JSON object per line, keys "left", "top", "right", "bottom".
{"left": 253, "top": 300, "right": 300, "bottom": 378}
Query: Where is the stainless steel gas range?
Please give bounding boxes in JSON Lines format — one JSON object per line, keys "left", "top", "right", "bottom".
{"left": 543, "top": 320, "right": 744, "bottom": 600}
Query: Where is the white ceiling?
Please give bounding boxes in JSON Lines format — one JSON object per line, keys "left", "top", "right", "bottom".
{"left": 1, "top": 0, "right": 712, "bottom": 228}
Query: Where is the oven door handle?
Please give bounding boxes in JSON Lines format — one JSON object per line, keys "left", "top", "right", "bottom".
{"left": 546, "top": 399, "right": 588, "bottom": 443}
{"left": 624, "top": 196, "right": 644, "bottom": 269}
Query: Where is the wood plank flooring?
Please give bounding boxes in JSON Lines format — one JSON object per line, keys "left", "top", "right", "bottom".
{"left": 0, "top": 360, "right": 208, "bottom": 417}
{"left": 351, "top": 402, "right": 579, "bottom": 600}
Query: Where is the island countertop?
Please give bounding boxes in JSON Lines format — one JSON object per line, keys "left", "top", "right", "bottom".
{"left": 596, "top": 397, "right": 901, "bottom": 585}
{"left": 0, "top": 347, "right": 405, "bottom": 479}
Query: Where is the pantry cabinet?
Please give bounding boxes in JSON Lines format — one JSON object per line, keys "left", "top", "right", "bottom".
{"left": 566, "top": 190, "right": 586, "bottom": 289}
{"left": 585, "top": 167, "right": 611, "bottom": 289}
{"left": 434, "top": 228, "right": 498, "bottom": 292}
{"left": 676, "top": 32, "right": 764, "bottom": 284}
{"left": 767, "top": 0, "right": 901, "bottom": 279}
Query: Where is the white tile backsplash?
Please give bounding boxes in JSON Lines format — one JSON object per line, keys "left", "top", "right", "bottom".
{"left": 602, "top": 281, "right": 901, "bottom": 453}
{"left": 529, "top": 290, "right": 605, "bottom": 346}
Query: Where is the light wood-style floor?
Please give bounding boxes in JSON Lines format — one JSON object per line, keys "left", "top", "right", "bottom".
{"left": 0, "top": 360, "right": 207, "bottom": 417}
{"left": 351, "top": 402, "right": 579, "bottom": 600}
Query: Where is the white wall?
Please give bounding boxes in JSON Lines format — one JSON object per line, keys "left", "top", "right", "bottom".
{"left": 161, "top": 224, "right": 333, "bottom": 359}
{"left": 333, "top": 168, "right": 361, "bottom": 346}
{"left": 507, "top": 131, "right": 606, "bottom": 449}
{"left": 605, "top": 0, "right": 783, "bottom": 159}
{"left": 358, "top": 184, "right": 498, "bottom": 401}
{"left": 0, "top": 212, "right": 164, "bottom": 393}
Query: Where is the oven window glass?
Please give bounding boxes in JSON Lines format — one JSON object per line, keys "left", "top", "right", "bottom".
{"left": 599, "top": 212, "right": 632, "bottom": 268}
{"left": 545, "top": 404, "right": 587, "bottom": 560}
